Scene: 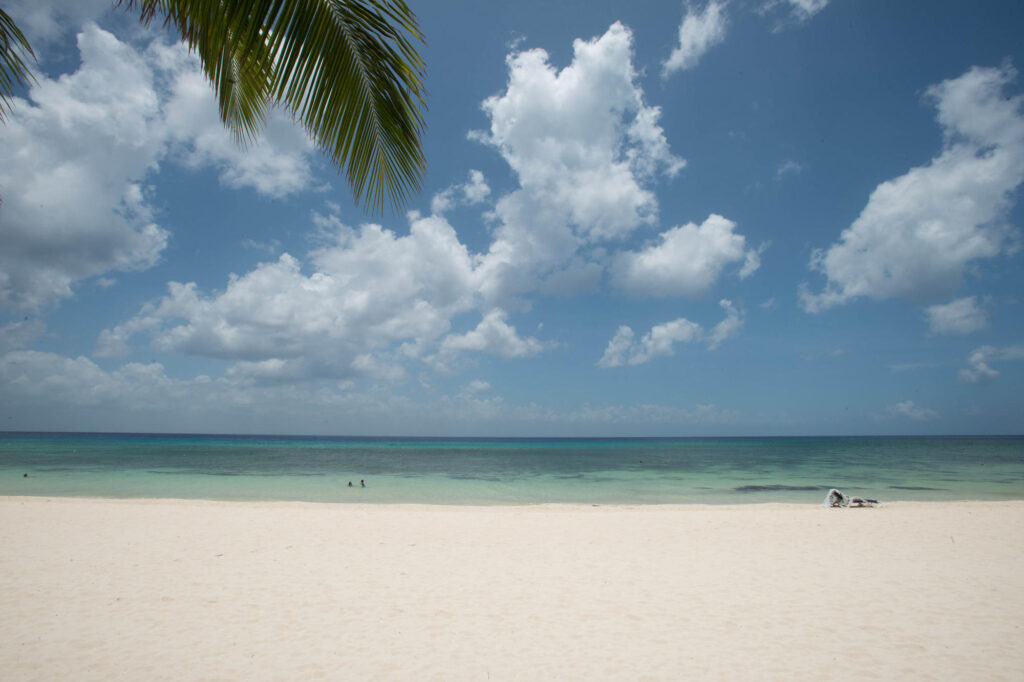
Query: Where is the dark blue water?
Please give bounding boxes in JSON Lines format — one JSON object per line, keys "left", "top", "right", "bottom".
{"left": 0, "top": 432, "right": 1021, "bottom": 504}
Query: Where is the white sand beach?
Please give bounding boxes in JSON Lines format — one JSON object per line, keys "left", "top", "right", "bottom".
{"left": 1, "top": 497, "right": 1022, "bottom": 680}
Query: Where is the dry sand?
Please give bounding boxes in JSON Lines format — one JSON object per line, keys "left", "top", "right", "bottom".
{"left": 1, "top": 497, "right": 1022, "bottom": 681}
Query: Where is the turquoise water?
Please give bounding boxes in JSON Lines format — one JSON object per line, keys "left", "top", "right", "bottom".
{"left": 0, "top": 432, "right": 1022, "bottom": 504}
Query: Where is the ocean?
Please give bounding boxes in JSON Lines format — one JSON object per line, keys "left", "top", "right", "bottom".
{"left": 0, "top": 432, "right": 1022, "bottom": 505}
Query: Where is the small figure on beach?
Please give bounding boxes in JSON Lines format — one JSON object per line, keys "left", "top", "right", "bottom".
{"left": 824, "top": 488, "right": 846, "bottom": 507}
{"left": 361, "top": 479, "right": 366, "bottom": 488}
{"left": 823, "top": 488, "right": 878, "bottom": 508}
{"left": 348, "top": 481, "right": 353, "bottom": 487}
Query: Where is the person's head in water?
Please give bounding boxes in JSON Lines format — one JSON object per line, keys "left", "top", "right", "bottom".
{"left": 361, "top": 480, "right": 365, "bottom": 487}
{"left": 347, "top": 481, "right": 353, "bottom": 487}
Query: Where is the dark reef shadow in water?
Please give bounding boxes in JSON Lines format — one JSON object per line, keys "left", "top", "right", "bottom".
{"left": 146, "top": 470, "right": 326, "bottom": 477}
{"left": 733, "top": 484, "right": 824, "bottom": 492}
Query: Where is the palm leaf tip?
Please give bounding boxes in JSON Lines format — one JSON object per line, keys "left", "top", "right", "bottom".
{"left": 118, "top": 0, "right": 429, "bottom": 214}
{"left": 274, "top": 0, "right": 428, "bottom": 213}
{"left": 0, "top": 9, "right": 38, "bottom": 122}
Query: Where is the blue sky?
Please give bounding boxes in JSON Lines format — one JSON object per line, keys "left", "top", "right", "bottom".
{"left": 1, "top": 0, "right": 1023, "bottom": 436}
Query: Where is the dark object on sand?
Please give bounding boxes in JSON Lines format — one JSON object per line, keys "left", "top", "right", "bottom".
{"left": 823, "top": 488, "right": 878, "bottom": 508}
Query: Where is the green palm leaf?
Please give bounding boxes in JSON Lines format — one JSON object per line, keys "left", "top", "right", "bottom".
{"left": 0, "top": 8, "right": 37, "bottom": 123}
{"left": 124, "top": 0, "right": 427, "bottom": 212}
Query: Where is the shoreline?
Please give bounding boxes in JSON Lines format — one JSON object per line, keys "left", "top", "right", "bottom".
{"left": 2, "top": 497, "right": 1022, "bottom": 679}
{"left": 3, "top": 493, "right": 1024, "bottom": 507}
{"left": 3, "top": 491, "right": 1024, "bottom": 508}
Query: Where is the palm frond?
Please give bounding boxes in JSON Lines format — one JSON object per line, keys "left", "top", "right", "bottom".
{"left": 121, "top": 0, "right": 427, "bottom": 212}
{"left": 123, "top": 0, "right": 273, "bottom": 145}
{"left": 0, "top": 9, "right": 37, "bottom": 123}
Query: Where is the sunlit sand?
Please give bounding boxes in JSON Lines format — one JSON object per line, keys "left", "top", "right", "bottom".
{"left": 1, "top": 497, "right": 1022, "bottom": 680}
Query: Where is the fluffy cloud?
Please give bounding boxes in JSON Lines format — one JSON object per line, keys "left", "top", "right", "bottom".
{"left": 801, "top": 64, "right": 1024, "bottom": 313}
{"left": 613, "top": 215, "right": 760, "bottom": 297}
{"left": 959, "top": 345, "right": 1024, "bottom": 384}
{"left": 472, "top": 23, "right": 688, "bottom": 305}
{"left": 0, "top": 24, "right": 169, "bottom": 310}
{"left": 663, "top": 1, "right": 728, "bottom": 76}
{"left": 476, "top": 22, "right": 685, "bottom": 238}
{"left": 0, "top": 350, "right": 211, "bottom": 411}
{"left": 886, "top": 400, "right": 938, "bottom": 421}
{"left": 925, "top": 296, "right": 988, "bottom": 335}
{"left": 431, "top": 169, "right": 491, "bottom": 215}
{"left": 704, "top": 299, "right": 744, "bottom": 349}
{"left": 0, "top": 24, "right": 320, "bottom": 311}
{"left": 598, "top": 320, "right": 699, "bottom": 368}
{"left": 597, "top": 299, "right": 743, "bottom": 367}
{"left": 439, "top": 310, "right": 549, "bottom": 359}
{"left": 98, "top": 211, "right": 485, "bottom": 374}
{"left": 97, "top": 208, "right": 556, "bottom": 381}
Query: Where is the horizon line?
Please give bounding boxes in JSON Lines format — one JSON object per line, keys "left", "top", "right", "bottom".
{"left": 1, "top": 430, "right": 1021, "bottom": 440}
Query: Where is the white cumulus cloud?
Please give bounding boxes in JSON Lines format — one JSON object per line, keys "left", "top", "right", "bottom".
{"left": 430, "top": 169, "right": 491, "bottom": 215}
{"left": 0, "top": 24, "right": 169, "bottom": 310}
{"left": 613, "top": 214, "right": 760, "bottom": 297}
{"left": 663, "top": 1, "right": 728, "bottom": 77}
{"left": 925, "top": 296, "right": 988, "bottom": 335}
{"left": 439, "top": 310, "right": 549, "bottom": 360}
{"left": 97, "top": 211, "right": 484, "bottom": 377}
{"left": 802, "top": 64, "right": 1024, "bottom": 313}
{"left": 959, "top": 345, "right": 1024, "bottom": 384}
{"left": 597, "top": 299, "right": 743, "bottom": 367}
{"left": 97, "top": 207, "right": 556, "bottom": 382}
{"left": 471, "top": 22, "right": 687, "bottom": 306}
{"left": 0, "top": 350, "right": 207, "bottom": 410}
{"left": 704, "top": 299, "right": 744, "bottom": 349}
{"left": 0, "top": 24, "right": 322, "bottom": 311}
